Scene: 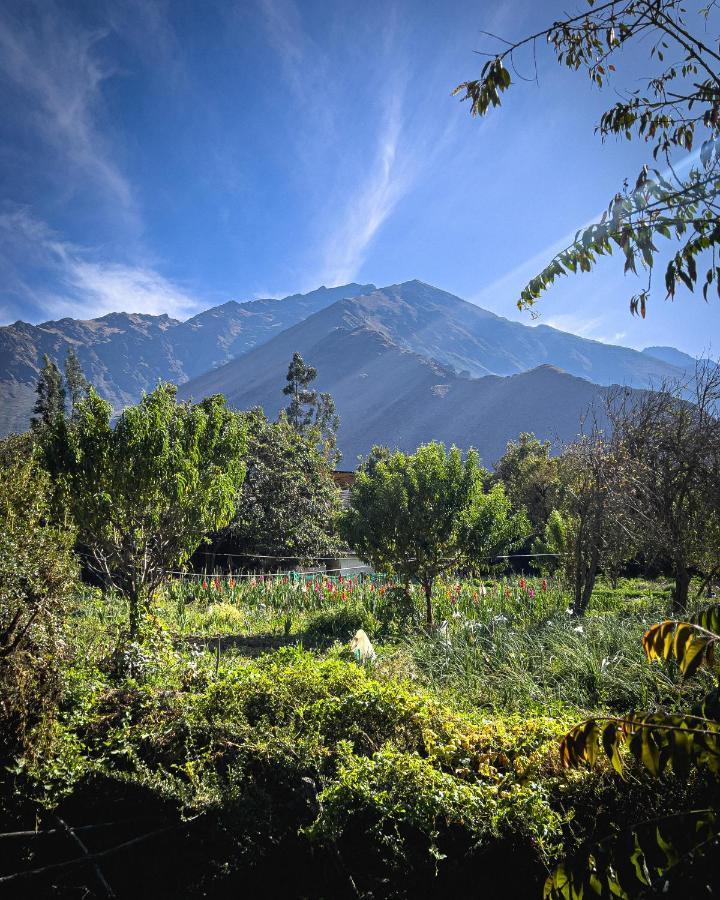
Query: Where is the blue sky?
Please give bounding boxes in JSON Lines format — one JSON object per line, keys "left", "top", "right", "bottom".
{"left": 0, "top": 0, "right": 718, "bottom": 357}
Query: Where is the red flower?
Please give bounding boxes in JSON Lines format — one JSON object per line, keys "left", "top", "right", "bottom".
{"left": 202, "top": 580, "right": 208, "bottom": 590}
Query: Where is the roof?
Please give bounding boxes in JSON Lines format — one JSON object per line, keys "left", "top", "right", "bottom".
{"left": 332, "top": 470, "right": 356, "bottom": 489}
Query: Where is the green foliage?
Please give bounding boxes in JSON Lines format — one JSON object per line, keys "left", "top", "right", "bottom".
{"left": 550, "top": 601, "right": 720, "bottom": 897}
{"left": 341, "top": 442, "right": 528, "bottom": 625}
{"left": 643, "top": 608, "right": 720, "bottom": 678}
{"left": 0, "top": 435, "right": 78, "bottom": 763}
{"left": 216, "top": 408, "right": 341, "bottom": 567}
{"left": 44, "top": 384, "right": 246, "bottom": 639}
{"left": 531, "top": 509, "right": 568, "bottom": 575}
{"left": 544, "top": 810, "right": 719, "bottom": 900}
{"left": 302, "top": 603, "right": 380, "bottom": 648}
{"left": 31, "top": 353, "right": 66, "bottom": 430}
{"left": 63, "top": 346, "right": 89, "bottom": 418}
{"left": 495, "top": 432, "right": 560, "bottom": 533}
{"left": 454, "top": 2, "right": 720, "bottom": 316}
{"left": 409, "top": 593, "right": 703, "bottom": 716}
{"left": 282, "top": 351, "right": 340, "bottom": 461}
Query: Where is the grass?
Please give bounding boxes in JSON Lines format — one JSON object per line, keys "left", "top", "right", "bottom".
{"left": 7, "top": 573, "right": 716, "bottom": 899}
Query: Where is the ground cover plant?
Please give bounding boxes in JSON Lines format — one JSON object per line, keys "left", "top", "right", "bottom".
{"left": 2, "top": 567, "right": 716, "bottom": 899}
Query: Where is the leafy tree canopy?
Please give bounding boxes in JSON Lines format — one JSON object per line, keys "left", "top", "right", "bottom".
{"left": 63, "top": 346, "right": 90, "bottom": 418}
{"left": 43, "top": 384, "right": 246, "bottom": 639}
{"left": 455, "top": 0, "right": 720, "bottom": 317}
{"left": 341, "top": 442, "right": 528, "bottom": 625}
{"left": 31, "top": 354, "right": 66, "bottom": 431}
{"left": 494, "top": 432, "right": 560, "bottom": 532}
{"left": 282, "top": 352, "right": 340, "bottom": 463}
{"left": 213, "top": 408, "right": 342, "bottom": 569}
{"left": 0, "top": 434, "right": 77, "bottom": 760}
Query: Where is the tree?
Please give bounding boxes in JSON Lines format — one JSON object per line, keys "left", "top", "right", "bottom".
{"left": 555, "top": 431, "right": 628, "bottom": 614}
{"left": 283, "top": 352, "right": 319, "bottom": 431}
{"left": 44, "top": 384, "right": 246, "bottom": 640}
{"left": 212, "top": 408, "right": 342, "bottom": 569}
{"left": 494, "top": 432, "right": 560, "bottom": 533}
{"left": 455, "top": 2, "right": 720, "bottom": 317}
{"left": 609, "top": 364, "right": 720, "bottom": 611}
{"left": 31, "top": 354, "right": 66, "bottom": 430}
{"left": 0, "top": 434, "right": 77, "bottom": 762}
{"left": 64, "top": 346, "right": 89, "bottom": 418}
{"left": 340, "top": 442, "right": 528, "bottom": 626}
{"left": 282, "top": 352, "right": 340, "bottom": 462}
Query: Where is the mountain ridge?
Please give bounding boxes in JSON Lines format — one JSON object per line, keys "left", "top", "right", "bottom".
{"left": 177, "top": 290, "right": 630, "bottom": 465}
{"left": 0, "top": 279, "right": 687, "bottom": 439}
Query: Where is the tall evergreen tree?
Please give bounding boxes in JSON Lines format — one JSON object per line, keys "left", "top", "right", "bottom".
{"left": 64, "top": 347, "right": 89, "bottom": 418}
{"left": 283, "top": 352, "right": 318, "bottom": 431}
{"left": 282, "top": 352, "right": 340, "bottom": 462}
{"left": 31, "top": 355, "right": 66, "bottom": 430}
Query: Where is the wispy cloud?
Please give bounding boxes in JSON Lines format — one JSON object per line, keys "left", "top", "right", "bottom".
{"left": 318, "top": 87, "right": 412, "bottom": 285}
{"left": 542, "top": 313, "right": 607, "bottom": 339}
{"left": 0, "top": 208, "right": 201, "bottom": 322}
{"left": 0, "top": 0, "right": 134, "bottom": 212}
{"left": 250, "top": 0, "right": 426, "bottom": 288}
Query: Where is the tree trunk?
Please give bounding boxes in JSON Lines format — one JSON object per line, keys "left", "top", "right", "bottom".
{"left": 573, "top": 547, "right": 599, "bottom": 616}
{"left": 673, "top": 565, "right": 691, "bottom": 614}
{"left": 422, "top": 581, "right": 433, "bottom": 628}
{"left": 128, "top": 587, "right": 148, "bottom": 641}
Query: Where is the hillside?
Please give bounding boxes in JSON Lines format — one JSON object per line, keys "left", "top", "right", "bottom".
{"left": 0, "top": 283, "right": 374, "bottom": 435}
{"left": 642, "top": 345, "right": 699, "bottom": 371}
{"left": 178, "top": 296, "right": 621, "bottom": 465}
{"left": 1, "top": 279, "right": 686, "bottom": 438}
{"left": 333, "top": 281, "right": 684, "bottom": 386}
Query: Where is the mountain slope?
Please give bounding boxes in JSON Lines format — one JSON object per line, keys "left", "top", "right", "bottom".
{"left": 642, "top": 345, "right": 699, "bottom": 371}
{"left": 0, "top": 283, "right": 374, "bottom": 435}
{"left": 338, "top": 281, "right": 684, "bottom": 386}
{"left": 178, "top": 297, "right": 620, "bottom": 465}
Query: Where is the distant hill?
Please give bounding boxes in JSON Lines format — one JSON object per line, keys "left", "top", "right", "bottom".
{"left": 0, "top": 283, "right": 374, "bottom": 435}
{"left": 178, "top": 295, "right": 626, "bottom": 465}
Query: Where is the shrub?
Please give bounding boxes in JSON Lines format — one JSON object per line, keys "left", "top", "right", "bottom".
{"left": 0, "top": 436, "right": 78, "bottom": 765}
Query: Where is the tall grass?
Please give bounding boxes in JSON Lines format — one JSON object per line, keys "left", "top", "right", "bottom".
{"left": 409, "top": 597, "right": 714, "bottom": 715}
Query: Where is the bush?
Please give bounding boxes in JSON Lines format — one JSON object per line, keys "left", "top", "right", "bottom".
{"left": 0, "top": 436, "right": 78, "bottom": 765}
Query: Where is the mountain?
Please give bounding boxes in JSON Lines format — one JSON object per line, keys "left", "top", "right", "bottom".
{"left": 0, "top": 283, "right": 374, "bottom": 435}
{"left": 642, "top": 345, "right": 699, "bottom": 371}
{"left": 177, "top": 292, "right": 624, "bottom": 465}
{"left": 0, "top": 278, "right": 688, "bottom": 440}
{"left": 327, "top": 281, "right": 684, "bottom": 386}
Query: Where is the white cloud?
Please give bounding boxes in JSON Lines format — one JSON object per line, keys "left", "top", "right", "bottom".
{"left": 318, "top": 88, "right": 411, "bottom": 286}
{"left": 50, "top": 259, "right": 201, "bottom": 321}
{"left": 0, "top": 208, "right": 201, "bottom": 322}
{"left": 0, "top": 0, "right": 134, "bottom": 212}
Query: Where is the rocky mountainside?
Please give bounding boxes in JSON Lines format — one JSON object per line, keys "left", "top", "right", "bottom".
{"left": 177, "top": 293, "right": 625, "bottom": 465}
{"left": 1, "top": 278, "right": 688, "bottom": 441}
{"left": 641, "top": 345, "right": 699, "bottom": 371}
{"left": 329, "top": 281, "right": 684, "bottom": 385}
{"left": 0, "top": 283, "right": 374, "bottom": 435}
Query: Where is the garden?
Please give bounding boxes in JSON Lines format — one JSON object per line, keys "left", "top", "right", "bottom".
{"left": 2, "top": 365, "right": 720, "bottom": 899}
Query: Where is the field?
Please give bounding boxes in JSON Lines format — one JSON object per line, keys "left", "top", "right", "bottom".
{"left": 5, "top": 572, "right": 717, "bottom": 899}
